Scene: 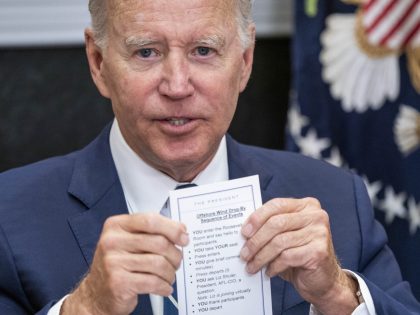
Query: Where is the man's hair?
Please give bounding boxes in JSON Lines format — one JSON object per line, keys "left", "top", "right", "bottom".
{"left": 88, "top": 0, "right": 254, "bottom": 49}
{"left": 236, "top": 0, "right": 254, "bottom": 48}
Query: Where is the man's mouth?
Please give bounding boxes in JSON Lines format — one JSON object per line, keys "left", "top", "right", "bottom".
{"left": 166, "top": 118, "right": 191, "bottom": 126}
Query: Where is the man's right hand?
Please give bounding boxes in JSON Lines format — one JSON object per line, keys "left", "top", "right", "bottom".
{"left": 61, "top": 213, "right": 189, "bottom": 315}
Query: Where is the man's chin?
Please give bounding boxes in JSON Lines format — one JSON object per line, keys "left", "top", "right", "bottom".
{"left": 154, "top": 151, "right": 214, "bottom": 181}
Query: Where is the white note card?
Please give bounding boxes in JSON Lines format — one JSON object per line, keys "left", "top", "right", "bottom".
{"left": 170, "top": 175, "right": 273, "bottom": 315}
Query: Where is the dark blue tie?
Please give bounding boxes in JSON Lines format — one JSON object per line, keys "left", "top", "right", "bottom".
{"left": 163, "top": 183, "right": 197, "bottom": 315}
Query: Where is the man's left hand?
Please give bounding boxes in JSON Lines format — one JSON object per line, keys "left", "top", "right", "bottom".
{"left": 240, "top": 197, "right": 359, "bottom": 315}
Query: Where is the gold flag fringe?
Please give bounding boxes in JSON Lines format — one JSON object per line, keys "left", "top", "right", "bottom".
{"left": 417, "top": 116, "right": 420, "bottom": 140}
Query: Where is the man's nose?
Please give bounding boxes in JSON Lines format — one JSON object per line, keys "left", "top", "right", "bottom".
{"left": 158, "top": 53, "right": 194, "bottom": 100}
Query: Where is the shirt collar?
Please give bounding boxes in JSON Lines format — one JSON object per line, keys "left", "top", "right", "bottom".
{"left": 109, "top": 119, "right": 229, "bottom": 214}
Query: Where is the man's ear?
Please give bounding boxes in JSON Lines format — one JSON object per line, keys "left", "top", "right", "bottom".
{"left": 239, "top": 24, "right": 256, "bottom": 92}
{"left": 85, "top": 28, "right": 111, "bottom": 98}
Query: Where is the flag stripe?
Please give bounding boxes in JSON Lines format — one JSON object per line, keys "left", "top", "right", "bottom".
{"left": 364, "top": 0, "right": 378, "bottom": 12}
{"left": 369, "top": 0, "right": 415, "bottom": 46}
{"left": 388, "top": 6, "right": 420, "bottom": 49}
{"left": 401, "top": 21, "right": 420, "bottom": 47}
{"left": 363, "top": 0, "right": 392, "bottom": 28}
{"left": 366, "top": 0, "right": 399, "bottom": 34}
{"left": 379, "top": 0, "right": 418, "bottom": 46}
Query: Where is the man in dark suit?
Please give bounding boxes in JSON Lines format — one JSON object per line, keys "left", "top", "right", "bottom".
{"left": 0, "top": 0, "right": 419, "bottom": 314}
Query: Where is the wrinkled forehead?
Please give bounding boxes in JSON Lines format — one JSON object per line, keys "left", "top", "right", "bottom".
{"left": 107, "top": 0, "right": 237, "bottom": 30}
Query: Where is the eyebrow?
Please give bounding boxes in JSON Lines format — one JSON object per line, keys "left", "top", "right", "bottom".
{"left": 194, "top": 35, "right": 225, "bottom": 48}
{"left": 125, "top": 36, "right": 157, "bottom": 48}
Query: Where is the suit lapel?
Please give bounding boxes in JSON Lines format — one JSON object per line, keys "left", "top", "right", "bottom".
{"left": 226, "top": 136, "right": 306, "bottom": 313}
{"left": 66, "top": 124, "right": 153, "bottom": 315}
{"left": 226, "top": 135, "right": 273, "bottom": 194}
{"left": 67, "top": 124, "right": 125, "bottom": 266}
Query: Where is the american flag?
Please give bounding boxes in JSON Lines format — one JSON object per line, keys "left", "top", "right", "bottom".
{"left": 288, "top": 0, "right": 420, "bottom": 299}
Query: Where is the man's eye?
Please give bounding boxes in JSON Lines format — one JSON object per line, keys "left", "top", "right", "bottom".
{"left": 138, "top": 48, "right": 155, "bottom": 58}
{"left": 195, "top": 46, "right": 213, "bottom": 56}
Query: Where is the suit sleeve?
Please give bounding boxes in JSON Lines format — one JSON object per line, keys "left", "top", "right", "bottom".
{"left": 0, "top": 223, "right": 56, "bottom": 315}
{"left": 352, "top": 174, "right": 420, "bottom": 314}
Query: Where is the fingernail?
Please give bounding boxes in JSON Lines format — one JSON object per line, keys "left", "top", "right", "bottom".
{"left": 181, "top": 224, "right": 187, "bottom": 233}
{"left": 242, "top": 223, "right": 253, "bottom": 237}
{"left": 246, "top": 263, "right": 255, "bottom": 274}
{"left": 180, "top": 233, "right": 189, "bottom": 246}
{"left": 240, "top": 246, "right": 250, "bottom": 260}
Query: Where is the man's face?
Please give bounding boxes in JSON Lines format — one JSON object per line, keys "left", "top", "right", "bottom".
{"left": 87, "top": 0, "right": 254, "bottom": 181}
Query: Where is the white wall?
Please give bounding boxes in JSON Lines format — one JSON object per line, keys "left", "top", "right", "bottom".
{"left": 253, "top": 0, "right": 293, "bottom": 37}
{"left": 0, "top": 0, "right": 293, "bottom": 47}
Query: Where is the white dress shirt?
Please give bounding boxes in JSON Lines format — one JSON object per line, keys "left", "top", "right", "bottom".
{"left": 110, "top": 120, "right": 229, "bottom": 315}
{"left": 49, "top": 119, "right": 375, "bottom": 315}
